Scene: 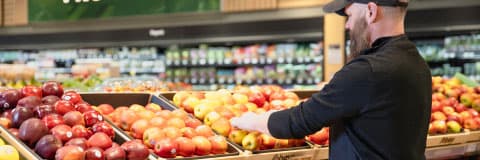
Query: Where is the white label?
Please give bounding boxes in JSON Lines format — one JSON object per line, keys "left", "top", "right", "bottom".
{"left": 218, "top": 78, "right": 225, "bottom": 83}
{"left": 278, "top": 58, "right": 285, "bottom": 63}
{"left": 227, "top": 78, "right": 234, "bottom": 84}
{"left": 209, "top": 78, "right": 215, "bottom": 84}
{"left": 267, "top": 58, "right": 273, "bottom": 64}
{"left": 181, "top": 60, "right": 188, "bottom": 65}
{"left": 208, "top": 60, "right": 215, "bottom": 65}
{"left": 297, "top": 78, "right": 304, "bottom": 84}
{"left": 199, "top": 78, "right": 205, "bottom": 84}
{"left": 246, "top": 79, "right": 252, "bottom": 84}
{"left": 200, "top": 59, "right": 206, "bottom": 65}
{"left": 256, "top": 79, "right": 262, "bottom": 84}
{"left": 305, "top": 57, "right": 312, "bottom": 62}
{"left": 191, "top": 60, "right": 198, "bottom": 65}
{"left": 174, "top": 61, "right": 180, "bottom": 65}
{"left": 236, "top": 79, "right": 242, "bottom": 84}
{"left": 286, "top": 79, "right": 292, "bottom": 84}
{"left": 166, "top": 61, "right": 172, "bottom": 65}
{"left": 297, "top": 57, "right": 304, "bottom": 63}
{"left": 244, "top": 59, "right": 251, "bottom": 64}
{"left": 267, "top": 79, "right": 273, "bottom": 84}
{"left": 224, "top": 59, "right": 232, "bottom": 64}
{"left": 259, "top": 58, "right": 266, "bottom": 64}
{"left": 252, "top": 58, "right": 258, "bottom": 64}
{"left": 315, "top": 78, "right": 321, "bottom": 83}
{"left": 286, "top": 58, "right": 293, "bottom": 63}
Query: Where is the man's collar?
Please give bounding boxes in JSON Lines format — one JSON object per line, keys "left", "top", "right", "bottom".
{"left": 361, "top": 34, "right": 406, "bottom": 55}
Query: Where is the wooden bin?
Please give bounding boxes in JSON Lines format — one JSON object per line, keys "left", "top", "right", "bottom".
{"left": 427, "top": 132, "right": 469, "bottom": 147}
{"left": 221, "top": 0, "right": 277, "bottom": 12}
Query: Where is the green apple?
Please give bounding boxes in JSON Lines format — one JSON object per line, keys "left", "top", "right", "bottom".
{"left": 447, "top": 121, "right": 462, "bottom": 133}
{"left": 229, "top": 130, "right": 248, "bottom": 144}
{"left": 242, "top": 132, "right": 260, "bottom": 150}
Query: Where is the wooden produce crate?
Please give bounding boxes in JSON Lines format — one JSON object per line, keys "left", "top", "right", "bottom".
{"left": 242, "top": 147, "right": 316, "bottom": 160}
{"left": 465, "top": 130, "right": 480, "bottom": 142}
{"left": 81, "top": 93, "right": 242, "bottom": 160}
{"left": 221, "top": 0, "right": 277, "bottom": 12}
{"left": 427, "top": 132, "right": 469, "bottom": 147}
{"left": 312, "top": 146, "right": 329, "bottom": 160}
{"left": 0, "top": 126, "right": 41, "bottom": 160}
{"left": 425, "top": 143, "right": 467, "bottom": 160}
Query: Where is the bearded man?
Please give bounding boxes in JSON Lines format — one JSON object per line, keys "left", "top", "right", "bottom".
{"left": 231, "top": 0, "right": 432, "bottom": 159}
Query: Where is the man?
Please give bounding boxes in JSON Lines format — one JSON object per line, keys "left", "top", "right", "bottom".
{"left": 231, "top": 0, "right": 432, "bottom": 159}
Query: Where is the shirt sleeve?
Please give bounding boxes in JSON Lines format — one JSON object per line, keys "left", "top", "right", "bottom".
{"left": 268, "top": 59, "right": 372, "bottom": 139}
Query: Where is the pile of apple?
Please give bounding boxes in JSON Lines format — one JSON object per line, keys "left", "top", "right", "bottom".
{"left": 105, "top": 103, "right": 229, "bottom": 158}
{"left": 429, "top": 77, "right": 480, "bottom": 135}
{"left": 173, "top": 85, "right": 308, "bottom": 151}
{"left": 0, "top": 81, "right": 150, "bottom": 160}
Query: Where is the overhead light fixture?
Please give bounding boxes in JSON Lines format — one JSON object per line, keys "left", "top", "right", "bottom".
{"left": 63, "top": 0, "right": 70, "bottom": 4}
{"left": 83, "top": 0, "right": 89, "bottom": 2}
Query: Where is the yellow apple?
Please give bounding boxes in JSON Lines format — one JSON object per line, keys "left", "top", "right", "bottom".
{"left": 211, "top": 118, "right": 231, "bottom": 137}
{"left": 204, "top": 111, "right": 222, "bottom": 126}
{"left": 0, "top": 145, "right": 19, "bottom": 160}
{"left": 129, "top": 104, "right": 145, "bottom": 112}
{"left": 232, "top": 93, "right": 249, "bottom": 104}
{"left": 228, "top": 130, "right": 248, "bottom": 144}
{"left": 245, "top": 102, "right": 258, "bottom": 112}
{"left": 181, "top": 96, "right": 201, "bottom": 113}
{"left": 194, "top": 103, "right": 214, "bottom": 120}
{"left": 242, "top": 132, "right": 260, "bottom": 150}
{"left": 173, "top": 91, "right": 191, "bottom": 106}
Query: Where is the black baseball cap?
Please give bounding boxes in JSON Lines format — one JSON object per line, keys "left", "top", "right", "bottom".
{"left": 323, "top": 0, "right": 408, "bottom": 16}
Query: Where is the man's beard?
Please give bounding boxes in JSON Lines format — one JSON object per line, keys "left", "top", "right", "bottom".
{"left": 348, "top": 18, "right": 370, "bottom": 62}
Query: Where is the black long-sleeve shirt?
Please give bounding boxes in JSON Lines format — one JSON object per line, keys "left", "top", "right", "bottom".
{"left": 268, "top": 35, "right": 432, "bottom": 160}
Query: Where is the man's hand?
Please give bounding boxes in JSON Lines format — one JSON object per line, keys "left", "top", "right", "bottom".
{"left": 230, "top": 110, "right": 278, "bottom": 136}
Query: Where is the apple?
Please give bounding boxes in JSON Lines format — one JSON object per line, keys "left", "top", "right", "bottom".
{"left": 464, "top": 119, "right": 479, "bottom": 130}
{"left": 228, "top": 130, "right": 248, "bottom": 144}
{"left": 75, "top": 102, "right": 94, "bottom": 113}
{"left": 242, "top": 132, "right": 260, "bottom": 150}
{"left": 192, "top": 136, "right": 212, "bottom": 156}
{"left": 1, "top": 109, "right": 13, "bottom": 120}
{"left": 21, "top": 86, "right": 42, "bottom": 98}
{"left": 447, "top": 121, "right": 462, "bottom": 133}
{"left": 51, "top": 124, "right": 74, "bottom": 143}
{"left": 42, "top": 81, "right": 64, "bottom": 97}
{"left": 184, "top": 117, "right": 202, "bottom": 129}
{"left": 211, "top": 118, "right": 231, "bottom": 137}
{"left": 442, "top": 106, "right": 455, "bottom": 115}
{"left": 232, "top": 93, "right": 249, "bottom": 104}
{"left": 129, "top": 104, "right": 145, "bottom": 112}
{"left": 431, "top": 120, "right": 447, "bottom": 134}
{"left": 119, "top": 110, "right": 139, "bottom": 130}
{"left": 0, "top": 89, "right": 22, "bottom": 110}
{"left": 137, "top": 110, "right": 155, "bottom": 121}
{"left": 54, "top": 100, "right": 75, "bottom": 115}
{"left": 34, "top": 134, "right": 63, "bottom": 160}
{"left": 248, "top": 92, "right": 266, "bottom": 108}
{"left": 83, "top": 110, "right": 104, "bottom": 127}
{"left": 204, "top": 111, "right": 222, "bottom": 126}
{"left": 167, "top": 117, "right": 186, "bottom": 129}
{"left": 131, "top": 119, "right": 150, "bottom": 139}
{"left": 454, "top": 103, "right": 467, "bottom": 113}
{"left": 163, "top": 127, "right": 182, "bottom": 139}
{"left": 97, "top": 104, "right": 114, "bottom": 115}
{"left": 194, "top": 103, "right": 214, "bottom": 120}
{"left": 460, "top": 111, "right": 473, "bottom": 122}
{"left": 63, "top": 111, "right": 85, "bottom": 126}
{"left": 269, "top": 92, "right": 287, "bottom": 102}
{"left": 180, "top": 127, "right": 197, "bottom": 139}
{"left": 209, "top": 135, "right": 228, "bottom": 154}
{"left": 258, "top": 134, "right": 276, "bottom": 149}
{"left": 72, "top": 124, "right": 93, "bottom": 139}
{"left": 447, "top": 113, "right": 462, "bottom": 124}
{"left": 19, "top": 118, "right": 49, "bottom": 147}
{"left": 431, "top": 111, "right": 447, "bottom": 121}
{"left": 180, "top": 96, "right": 200, "bottom": 113}
{"left": 156, "top": 110, "right": 172, "bottom": 120}
{"left": 145, "top": 103, "right": 162, "bottom": 112}
{"left": 55, "top": 145, "right": 85, "bottom": 160}
{"left": 245, "top": 103, "right": 258, "bottom": 112}
{"left": 175, "top": 137, "right": 195, "bottom": 157}
{"left": 11, "top": 107, "right": 34, "bottom": 128}
{"left": 42, "top": 95, "right": 61, "bottom": 106}
{"left": 219, "top": 109, "right": 236, "bottom": 120}
{"left": 431, "top": 101, "right": 442, "bottom": 112}
{"left": 473, "top": 99, "right": 480, "bottom": 112}
{"left": 460, "top": 93, "right": 474, "bottom": 106}
{"left": 195, "top": 125, "right": 215, "bottom": 137}
{"left": 104, "top": 146, "right": 126, "bottom": 160}
{"left": 143, "top": 127, "right": 164, "bottom": 148}
{"left": 468, "top": 109, "right": 479, "bottom": 118}
{"left": 8, "top": 128, "right": 19, "bottom": 138}
{"left": 121, "top": 140, "right": 150, "bottom": 160}
{"left": 0, "top": 117, "right": 11, "bottom": 128}
{"left": 85, "top": 147, "right": 104, "bottom": 160}
{"left": 432, "top": 93, "right": 446, "bottom": 101}
{"left": 308, "top": 128, "right": 329, "bottom": 145}
{"left": 42, "top": 114, "right": 65, "bottom": 129}
{"left": 154, "top": 138, "right": 178, "bottom": 158}
{"left": 270, "top": 100, "right": 286, "bottom": 110}
{"left": 173, "top": 91, "right": 191, "bottom": 106}
{"left": 88, "top": 132, "right": 113, "bottom": 150}
{"left": 171, "top": 109, "right": 189, "bottom": 119}
{"left": 92, "top": 122, "right": 115, "bottom": 139}
{"left": 34, "top": 104, "right": 56, "bottom": 119}
{"left": 61, "top": 91, "right": 83, "bottom": 104}
{"left": 149, "top": 117, "right": 166, "bottom": 128}
{"left": 275, "top": 139, "right": 290, "bottom": 148}
{"left": 16, "top": 96, "right": 42, "bottom": 111}
{"left": 65, "top": 138, "right": 89, "bottom": 150}
{"left": 232, "top": 103, "right": 248, "bottom": 112}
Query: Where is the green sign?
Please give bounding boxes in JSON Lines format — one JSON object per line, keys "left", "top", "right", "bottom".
{"left": 29, "top": 0, "right": 220, "bottom": 22}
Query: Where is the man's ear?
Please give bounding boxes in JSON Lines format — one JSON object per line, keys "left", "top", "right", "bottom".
{"left": 366, "top": 2, "right": 378, "bottom": 24}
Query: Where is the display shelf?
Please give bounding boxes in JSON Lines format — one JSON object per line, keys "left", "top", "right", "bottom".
{"left": 166, "top": 57, "right": 323, "bottom": 68}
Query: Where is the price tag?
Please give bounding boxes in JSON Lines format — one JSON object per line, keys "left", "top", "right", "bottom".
{"left": 246, "top": 79, "right": 252, "bottom": 84}
{"left": 166, "top": 60, "right": 172, "bottom": 66}
{"left": 305, "top": 57, "right": 312, "bottom": 63}
{"left": 181, "top": 60, "right": 188, "bottom": 65}
{"left": 252, "top": 58, "right": 258, "bottom": 64}
{"left": 278, "top": 57, "right": 285, "bottom": 63}
{"left": 278, "top": 79, "right": 284, "bottom": 84}
{"left": 236, "top": 79, "right": 242, "bottom": 84}
{"left": 217, "top": 60, "right": 223, "bottom": 65}
{"left": 200, "top": 59, "right": 206, "bottom": 65}
{"left": 256, "top": 79, "right": 263, "bottom": 84}
{"left": 297, "top": 78, "right": 304, "bottom": 84}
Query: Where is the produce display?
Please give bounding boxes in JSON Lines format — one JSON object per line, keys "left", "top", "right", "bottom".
{"left": 100, "top": 77, "right": 192, "bottom": 93}
{"left": 172, "top": 85, "right": 325, "bottom": 151}
{"left": 429, "top": 76, "right": 480, "bottom": 135}
{"left": 0, "top": 137, "right": 20, "bottom": 160}
{"left": 0, "top": 81, "right": 150, "bottom": 160}
{"left": 104, "top": 103, "right": 230, "bottom": 158}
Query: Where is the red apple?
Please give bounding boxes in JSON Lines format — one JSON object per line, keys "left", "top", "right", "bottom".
{"left": 75, "top": 102, "right": 94, "bottom": 113}
{"left": 258, "top": 134, "right": 277, "bottom": 149}
{"left": 85, "top": 147, "right": 104, "bottom": 160}
{"left": 184, "top": 117, "right": 202, "bottom": 129}
{"left": 442, "top": 106, "right": 455, "bottom": 115}
{"left": 51, "top": 124, "right": 74, "bottom": 143}
{"left": 21, "top": 86, "right": 42, "bottom": 98}
{"left": 460, "top": 111, "right": 473, "bottom": 122}
{"left": 42, "top": 95, "right": 61, "bottom": 106}
{"left": 42, "top": 114, "right": 65, "bottom": 130}
{"left": 195, "top": 125, "right": 215, "bottom": 137}
{"left": 65, "top": 137, "right": 89, "bottom": 150}
{"left": 149, "top": 117, "right": 166, "bottom": 128}
{"left": 431, "top": 120, "right": 447, "bottom": 134}
{"left": 143, "top": 127, "right": 164, "bottom": 148}
{"left": 1, "top": 109, "right": 13, "bottom": 120}
{"left": 34, "top": 134, "right": 63, "bottom": 160}
{"left": 163, "top": 127, "right": 182, "bottom": 139}
{"left": 92, "top": 122, "right": 115, "bottom": 139}
{"left": 88, "top": 132, "right": 113, "bottom": 150}
{"left": 209, "top": 135, "right": 228, "bottom": 154}
{"left": 175, "top": 137, "right": 195, "bottom": 157}
{"left": 34, "top": 104, "right": 56, "bottom": 119}
{"left": 131, "top": 119, "right": 149, "bottom": 139}
{"left": 192, "top": 136, "right": 211, "bottom": 156}
{"left": 121, "top": 140, "right": 150, "bottom": 160}
{"left": 104, "top": 146, "right": 126, "bottom": 160}
{"left": 0, "top": 117, "right": 11, "bottom": 128}
{"left": 181, "top": 127, "right": 197, "bottom": 139}
{"left": 72, "top": 124, "right": 93, "bottom": 139}
{"left": 447, "top": 113, "right": 463, "bottom": 124}
{"left": 61, "top": 91, "right": 83, "bottom": 104}
{"left": 16, "top": 96, "right": 42, "bottom": 111}
{"left": 11, "top": 107, "right": 34, "bottom": 128}
{"left": 248, "top": 92, "right": 266, "bottom": 108}
{"left": 8, "top": 128, "right": 19, "bottom": 138}
{"left": 468, "top": 109, "right": 479, "bottom": 118}
{"left": 55, "top": 145, "right": 85, "bottom": 160}
{"left": 0, "top": 89, "right": 22, "bottom": 110}
{"left": 431, "top": 101, "right": 442, "bottom": 112}
{"left": 63, "top": 111, "right": 85, "bottom": 126}
{"left": 464, "top": 119, "right": 480, "bottom": 130}
{"left": 83, "top": 110, "right": 104, "bottom": 127}
{"left": 154, "top": 138, "right": 178, "bottom": 158}
{"left": 308, "top": 128, "right": 329, "bottom": 145}
{"left": 455, "top": 103, "right": 467, "bottom": 113}
{"left": 431, "top": 111, "right": 447, "bottom": 121}
{"left": 42, "top": 81, "right": 64, "bottom": 97}
{"left": 97, "top": 104, "right": 115, "bottom": 115}
{"left": 54, "top": 100, "right": 75, "bottom": 115}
